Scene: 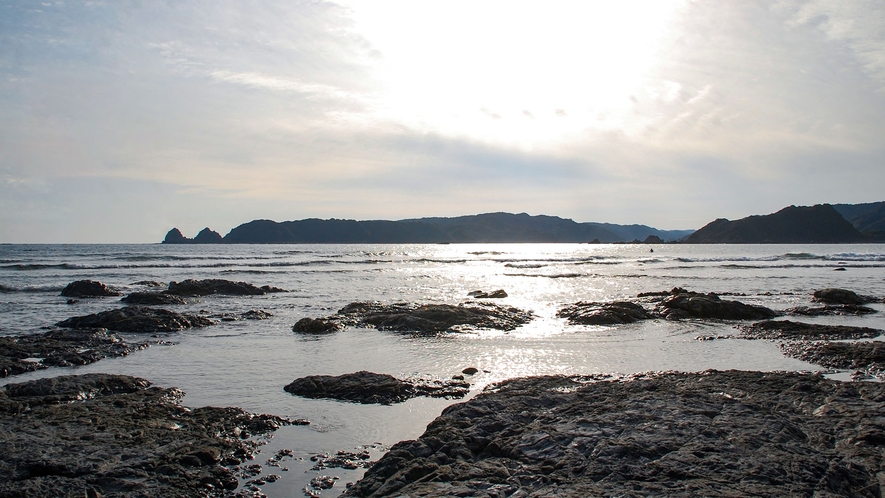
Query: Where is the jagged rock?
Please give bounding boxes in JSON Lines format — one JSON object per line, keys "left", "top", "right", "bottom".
{"left": 329, "top": 302, "right": 533, "bottom": 334}
{"left": 786, "top": 304, "right": 877, "bottom": 316}
{"left": 780, "top": 341, "right": 885, "bottom": 373}
{"left": 242, "top": 309, "right": 273, "bottom": 320}
{"left": 468, "top": 289, "right": 508, "bottom": 299}
{"left": 57, "top": 307, "right": 214, "bottom": 333}
{"left": 655, "top": 289, "right": 779, "bottom": 320}
{"left": 59, "top": 280, "right": 121, "bottom": 298}
{"left": 0, "top": 328, "right": 149, "bottom": 378}
{"left": 165, "top": 279, "right": 268, "bottom": 296}
{"left": 0, "top": 374, "right": 297, "bottom": 496}
{"left": 812, "top": 288, "right": 880, "bottom": 305}
{"left": 557, "top": 301, "right": 651, "bottom": 325}
{"left": 121, "top": 292, "right": 187, "bottom": 306}
{"left": 162, "top": 228, "right": 190, "bottom": 244}
{"left": 343, "top": 371, "right": 885, "bottom": 498}
{"left": 284, "top": 371, "right": 469, "bottom": 404}
{"left": 193, "top": 227, "right": 223, "bottom": 244}
{"left": 292, "top": 318, "right": 341, "bottom": 334}
{"left": 742, "top": 320, "right": 882, "bottom": 341}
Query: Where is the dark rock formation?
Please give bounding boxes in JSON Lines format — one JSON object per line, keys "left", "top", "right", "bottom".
{"left": 813, "top": 288, "right": 880, "bottom": 305}
{"left": 121, "top": 292, "right": 187, "bottom": 306}
{"left": 241, "top": 309, "right": 273, "bottom": 320}
{"left": 165, "top": 279, "right": 268, "bottom": 296}
{"left": 557, "top": 301, "right": 651, "bottom": 325}
{"left": 283, "top": 371, "right": 469, "bottom": 404}
{"left": 0, "top": 329, "right": 150, "bottom": 378}
{"left": 57, "top": 307, "right": 214, "bottom": 333}
{"left": 786, "top": 304, "right": 878, "bottom": 316}
{"left": 344, "top": 371, "right": 885, "bottom": 498}
{"left": 655, "top": 290, "right": 779, "bottom": 320}
{"left": 292, "top": 317, "right": 341, "bottom": 334}
{"left": 329, "top": 302, "right": 534, "bottom": 333}
{"left": 193, "top": 227, "right": 223, "bottom": 244}
{"left": 781, "top": 341, "right": 885, "bottom": 373}
{"left": 59, "top": 280, "right": 121, "bottom": 298}
{"left": 259, "top": 285, "right": 289, "bottom": 293}
{"left": 742, "top": 320, "right": 883, "bottom": 341}
{"left": 469, "top": 289, "right": 508, "bottom": 299}
{"left": 0, "top": 374, "right": 298, "bottom": 497}
{"left": 686, "top": 204, "right": 865, "bottom": 243}
{"left": 162, "top": 228, "right": 190, "bottom": 244}
{"left": 162, "top": 227, "right": 223, "bottom": 244}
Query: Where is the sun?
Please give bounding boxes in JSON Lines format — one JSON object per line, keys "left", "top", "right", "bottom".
{"left": 337, "top": 0, "right": 686, "bottom": 149}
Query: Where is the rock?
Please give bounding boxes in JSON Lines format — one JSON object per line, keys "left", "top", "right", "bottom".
{"left": 59, "top": 280, "right": 122, "bottom": 298}
{"left": 193, "top": 227, "right": 223, "bottom": 244}
{"left": 462, "top": 367, "right": 479, "bottom": 375}
{"left": 57, "top": 307, "right": 214, "bottom": 333}
{"left": 557, "top": 301, "right": 651, "bottom": 325}
{"left": 162, "top": 227, "right": 190, "bottom": 244}
{"left": 469, "top": 289, "right": 508, "bottom": 299}
{"left": 655, "top": 289, "right": 779, "bottom": 320}
{"left": 133, "top": 280, "right": 164, "bottom": 287}
{"left": 292, "top": 318, "right": 341, "bottom": 334}
{"left": 785, "top": 304, "right": 877, "bottom": 316}
{"left": 343, "top": 370, "right": 885, "bottom": 497}
{"left": 812, "top": 288, "right": 879, "bottom": 305}
{"left": 284, "top": 371, "right": 470, "bottom": 404}
{"left": 742, "top": 320, "right": 882, "bottom": 341}
{"left": 260, "top": 285, "right": 289, "bottom": 293}
{"left": 327, "top": 302, "right": 533, "bottom": 334}
{"left": 165, "top": 279, "right": 269, "bottom": 296}
{"left": 0, "top": 374, "right": 297, "bottom": 496}
{"left": 121, "top": 292, "right": 187, "bottom": 306}
{"left": 242, "top": 309, "right": 273, "bottom": 320}
{"left": 0, "top": 328, "right": 150, "bottom": 378}
{"left": 780, "top": 341, "right": 885, "bottom": 373}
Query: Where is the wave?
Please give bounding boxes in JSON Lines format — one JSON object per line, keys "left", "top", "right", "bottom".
{"left": 0, "top": 283, "right": 64, "bottom": 293}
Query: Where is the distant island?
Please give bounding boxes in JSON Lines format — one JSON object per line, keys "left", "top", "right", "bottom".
{"left": 163, "top": 202, "right": 885, "bottom": 244}
{"left": 163, "top": 213, "right": 693, "bottom": 244}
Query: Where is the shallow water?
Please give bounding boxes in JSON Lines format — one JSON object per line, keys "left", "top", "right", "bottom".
{"left": 2, "top": 243, "right": 884, "bottom": 496}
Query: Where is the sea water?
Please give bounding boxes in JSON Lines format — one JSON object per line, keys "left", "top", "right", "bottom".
{"left": 2, "top": 243, "right": 885, "bottom": 496}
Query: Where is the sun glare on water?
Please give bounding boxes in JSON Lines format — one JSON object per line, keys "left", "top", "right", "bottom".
{"left": 338, "top": 0, "right": 686, "bottom": 149}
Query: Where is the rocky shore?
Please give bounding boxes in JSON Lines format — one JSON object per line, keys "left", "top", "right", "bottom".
{"left": 284, "top": 371, "right": 470, "bottom": 404}
{"left": 0, "top": 373, "right": 300, "bottom": 497}
{"left": 343, "top": 370, "right": 885, "bottom": 497}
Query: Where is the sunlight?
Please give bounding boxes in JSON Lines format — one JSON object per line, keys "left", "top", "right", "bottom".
{"left": 338, "top": 0, "right": 686, "bottom": 148}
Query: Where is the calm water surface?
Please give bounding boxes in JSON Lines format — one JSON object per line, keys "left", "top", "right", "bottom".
{"left": 2, "top": 243, "right": 885, "bottom": 496}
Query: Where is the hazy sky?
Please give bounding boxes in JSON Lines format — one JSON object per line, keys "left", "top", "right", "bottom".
{"left": 2, "top": 0, "right": 885, "bottom": 242}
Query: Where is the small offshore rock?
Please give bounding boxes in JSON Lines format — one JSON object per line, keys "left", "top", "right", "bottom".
{"left": 284, "top": 371, "right": 469, "bottom": 404}
{"left": 469, "top": 289, "right": 508, "bottom": 299}
{"left": 657, "top": 290, "right": 779, "bottom": 320}
{"left": 557, "top": 301, "right": 650, "bottom": 325}
{"left": 812, "top": 288, "right": 879, "bottom": 305}
{"left": 785, "top": 304, "right": 877, "bottom": 316}
{"left": 461, "top": 367, "right": 479, "bottom": 375}
{"left": 121, "top": 292, "right": 187, "bottom": 306}
{"left": 333, "top": 301, "right": 534, "bottom": 334}
{"left": 57, "top": 306, "right": 214, "bottom": 333}
{"left": 260, "top": 285, "right": 289, "bottom": 293}
{"left": 742, "top": 320, "right": 882, "bottom": 341}
{"left": 60, "top": 280, "right": 122, "bottom": 298}
{"left": 242, "top": 309, "right": 273, "bottom": 320}
{"left": 165, "top": 279, "right": 268, "bottom": 296}
{"left": 293, "top": 317, "right": 341, "bottom": 334}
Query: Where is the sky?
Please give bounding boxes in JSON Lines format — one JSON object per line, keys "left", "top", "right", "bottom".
{"left": 2, "top": 0, "right": 885, "bottom": 242}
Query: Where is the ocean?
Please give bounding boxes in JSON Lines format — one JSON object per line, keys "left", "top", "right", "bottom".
{"left": 2, "top": 243, "right": 885, "bottom": 496}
